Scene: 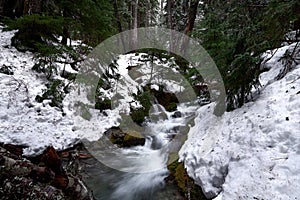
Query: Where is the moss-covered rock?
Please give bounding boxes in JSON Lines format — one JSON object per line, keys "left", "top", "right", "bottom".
{"left": 104, "top": 127, "right": 145, "bottom": 148}
{"left": 167, "top": 161, "right": 208, "bottom": 200}
{"left": 130, "top": 107, "right": 148, "bottom": 125}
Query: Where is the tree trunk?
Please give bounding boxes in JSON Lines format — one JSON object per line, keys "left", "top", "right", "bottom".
{"left": 145, "top": 0, "right": 150, "bottom": 27}
{"left": 181, "top": 0, "right": 200, "bottom": 53}
{"left": 131, "top": 0, "right": 138, "bottom": 49}
{"left": 167, "top": 0, "right": 175, "bottom": 52}
{"left": 184, "top": 0, "right": 200, "bottom": 35}
{"left": 113, "top": 0, "right": 126, "bottom": 50}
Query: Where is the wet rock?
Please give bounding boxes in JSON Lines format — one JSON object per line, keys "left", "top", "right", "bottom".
{"left": 105, "top": 127, "right": 145, "bottom": 147}
{"left": 150, "top": 88, "right": 179, "bottom": 112}
{"left": 0, "top": 65, "right": 14, "bottom": 75}
{"left": 41, "top": 146, "right": 64, "bottom": 175}
{"left": 0, "top": 175, "right": 65, "bottom": 200}
{"left": 167, "top": 161, "right": 208, "bottom": 200}
{"left": 172, "top": 111, "right": 182, "bottom": 118}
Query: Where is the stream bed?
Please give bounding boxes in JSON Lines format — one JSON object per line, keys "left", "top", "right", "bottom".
{"left": 78, "top": 103, "right": 198, "bottom": 200}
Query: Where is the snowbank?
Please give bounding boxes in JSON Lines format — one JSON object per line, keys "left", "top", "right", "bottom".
{"left": 179, "top": 43, "right": 300, "bottom": 199}
{"left": 0, "top": 26, "right": 81, "bottom": 155}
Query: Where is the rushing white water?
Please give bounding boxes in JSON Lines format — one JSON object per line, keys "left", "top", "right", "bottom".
{"left": 108, "top": 102, "right": 198, "bottom": 200}
{"left": 81, "top": 102, "right": 198, "bottom": 200}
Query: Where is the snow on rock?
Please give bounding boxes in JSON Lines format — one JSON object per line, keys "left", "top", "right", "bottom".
{"left": 117, "top": 53, "right": 185, "bottom": 94}
{"left": 179, "top": 43, "right": 300, "bottom": 200}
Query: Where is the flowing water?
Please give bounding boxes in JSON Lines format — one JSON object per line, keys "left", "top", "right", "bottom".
{"left": 82, "top": 103, "right": 198, "bottom": 200}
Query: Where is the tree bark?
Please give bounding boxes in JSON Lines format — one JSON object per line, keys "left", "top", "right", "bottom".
{"left": 184, "top": 0, "right": 200, "bottom": 35}
{"left": 181, "top": 0, "right": 200, "bottom": 53}
{"left": 113, "top": 0, "right": 126, "bottom": 50}
{"left": 131, "top": 0, "right": 138, "bottom": 49}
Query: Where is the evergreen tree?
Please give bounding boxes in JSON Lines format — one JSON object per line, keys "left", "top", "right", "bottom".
{"left": 197, "top": 0, "right": 300, "bottom": 110}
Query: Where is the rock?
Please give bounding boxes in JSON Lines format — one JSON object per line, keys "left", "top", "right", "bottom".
{"left": 0, "top": 175, "right": 65, "bottom": 200}
{"left": 0, "top": 65, "right": 14, "bottom": 75}
{"left": 150, "top": 88, "right": 179, "bottom": 112}
{"left": 0, "top": 144, "right": 94, "bottom": 200}
{"left": 172, "top": 111, "right": 182, "bottom": 118}
{"left": 123, "top": 134, "right": 145, "bottom": 147}
{"left": 193, "top": 84, "right": 208, "bottom": 96}
{"left": 167, "top": 161, "right": 208, "bottom": 200}
{"left": 104, "top": 127, "right": 145, "bottom": 147}
{"left": 41, "top": 146, "right": 64, "bottom": 174}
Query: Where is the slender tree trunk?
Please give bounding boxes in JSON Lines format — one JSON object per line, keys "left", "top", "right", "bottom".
{"left": 184, "top": 0, "right": 200, "bottom": 35}
{"left": 61, "top": 8, "right": 70, "bottom": 45}
{"left": 167, "top": 0, "right": 172, "bottom": 29}
{"left": 131, "top": 0, "right": 138, "bottom": 49}
{"left": 160, "top": 0, "right": 164, "bottom": 22}
{"left": 181, "top": 0, "right": 200, "bottom": 53}
{"left": 113, "top": 0, "right": 124, "bottom": 33}
{"left": 61, "top": 26, "right": 69, "bottom": 45}
{"left": 145, "top": 0, "right": 150, "bottom": 27}
{"left": 167, "top": 0, "right": 174, "bottom": 52}
{"left": 113, "top": 0, "right": 126, "bottom": 50}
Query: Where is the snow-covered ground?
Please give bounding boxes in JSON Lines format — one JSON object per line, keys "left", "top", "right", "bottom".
{"left": 0, "top": 25, "right": 126, "bottom": 154}
{"left": 0, "top": 26, "right": 81, "bottom": 155}
{"left": 179, "top": 43, "right": 300, "bottom": 199}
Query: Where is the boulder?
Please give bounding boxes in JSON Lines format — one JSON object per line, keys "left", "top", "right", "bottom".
{"left": 150, "top": 88, "right": 179, "bottom": 112}
{"left": 0, "top": 65, "right": 14, "bottom": 75}
{"left": 171, "top": 111, "right": 182, "bottom": 118}
{"left": 104, "top": 127, "right": 145, "bottom": 147}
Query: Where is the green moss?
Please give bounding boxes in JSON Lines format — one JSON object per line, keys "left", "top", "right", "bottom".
{"left": 109, "top": 135, "right": 123, "bottom": 145}
{"left": 165, "top": 102, "right": 177, "bottom": 112}
{"left": 106, "top": 127, "right": 145, "bottom": 147}
{"left": 168, "top": 161, "right": 208, "bottom": 200}
{"left": 95, "top": 98, "right": 111, "bottom": 111}
{"left": 130, "top": 108, "right": 147, "bottom": 125}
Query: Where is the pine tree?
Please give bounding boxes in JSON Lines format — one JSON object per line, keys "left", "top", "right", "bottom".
{"left": 197, "top": 0, "right": 300, "bottom": 110}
